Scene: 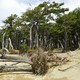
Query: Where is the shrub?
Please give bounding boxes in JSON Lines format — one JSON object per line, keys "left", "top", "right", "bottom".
{"left": 20, "top": 43, "right": 28, "bottom": 52}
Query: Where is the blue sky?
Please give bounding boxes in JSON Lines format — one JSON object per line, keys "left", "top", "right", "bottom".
{"left": 0, "top": 0, "right": 80, "bottom": 27}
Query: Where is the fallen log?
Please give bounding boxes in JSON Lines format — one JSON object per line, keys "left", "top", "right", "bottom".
{"left": 0, "top": 55, "right": 32, "bottom": 65}
{"left": 0, "top": 48, "right": 48, "bottom": 75}
{"left": 0, "top": 64, "right": 32, "bottom": 72}
{"left": 0, "top": 59, "right": 31, "bottom": 64}
{"left": 58, "top": 62, "right": 80, "bottom": 71}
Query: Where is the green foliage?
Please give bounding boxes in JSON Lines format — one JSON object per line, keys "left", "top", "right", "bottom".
{"left": 3, "top": 1, "right": 79, "bottom": 51}
{"left": 20, "top": 43, "right": 28, "bottom": 52}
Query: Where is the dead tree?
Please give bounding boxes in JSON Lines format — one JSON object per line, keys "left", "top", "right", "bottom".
{"left": 31, "top": 48, "right": 48, "bottom": 74}
{"left": 31, "top": 53, "right": 48, "bottom": 74}
{"left": 0, "top": 48, "right": 48, "bottom": 75}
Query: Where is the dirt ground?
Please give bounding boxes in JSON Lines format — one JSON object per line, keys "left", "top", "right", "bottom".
{"left": 0, "top": 49, "right": 80, "bottom": 80}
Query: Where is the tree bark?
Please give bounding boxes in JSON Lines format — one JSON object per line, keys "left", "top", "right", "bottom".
{"left": 76, "top": 32, "right": 80, "bottom": 48}
{"left": 0, "top": 55, "right": 32, "bottom": 65}
{"left": 58, "top": 39, "right": 64, "bottom": 48}
{"left": 36, "top": 25, "right": 39, "bottom": 48}
{"left": 0, "top": 64, "right": 32, "bottom": 72}
{"left": 8, "top": 38, "right": 14, "bottom": 50}
{"left": 64, "top": 25, "right": 68, "bottom": 52}
{"left": 78, "top": 36, "right": 80, "bottom": 48}
{"left": 30, "top": 26, "right": 33, "bottom": 49}
{"left": 2, "top": 33, "right": 6, "bottom": 49}
{"left": 5, "top": 39, "right": 8, "bottom": 49}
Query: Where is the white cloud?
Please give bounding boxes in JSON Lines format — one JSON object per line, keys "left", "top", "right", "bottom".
{"left": 0, "top": 0, "right": 80, "bottom": 27}
{"left": 0, "top": 0, "right": 29, "bottom": 27}
{"left": 63, "top": 0, "right": 80, "bottom": 11}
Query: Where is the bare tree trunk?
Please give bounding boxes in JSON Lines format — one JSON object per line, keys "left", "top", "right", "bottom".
{"left": 44, "top": 36, "right": 47, "bottom": 46}
{"left": 58, "top": 39, "right": 64, "bottom": 48}
{"left": 78, "top": 38, "right": 80, "bottom": 48}
{"left": 5, "top": 39, "right": 8, "bottom": 49}
{"left": 8, "top": 38, "right": 14, "bottom": 50}
{"left": 0, "top": 55, "right": 32, "bottom": 64}
{"left": 36, "top": 25, "right": 39, "bottom": 48}
{"left": 57, "top": 43, "right": 60, "bottom": 48}
{"left": 77, "top": 33, "right": 80, "bottom": 48}
{"left": 0, "top": 65, "right": 32, "bottom": 72}
{"left": 40, "top": 37, "right": 44, "bottom": 48}
{"left": 39, "top": 35, "right": 42, "bottom": 47}
{"left": 75, "top": 32, "right": 80, "bottom": 48}
{"left": 2, "top": 33, "right": 6, "bottom": 49}
{"left": 30, "top": 26, "right": 33, "bottom": 49}
{"left": 64, "top": 25, "right": 68, "bottom": 52}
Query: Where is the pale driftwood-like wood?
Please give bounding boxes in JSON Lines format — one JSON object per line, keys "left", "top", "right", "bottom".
{"left": 0, "top": 48, "right": 49, "bottom": 75}
{"left": 2, "top": 33, "right": 6, "bottom": 49}
{"left": 58, "top": 62, "right": 80, "bottom": 71}
{"left": 0, "top": 64, "right": 32, "bottom": 72}
{"left": 8, "top": 37, "right": 14, "bottom": 50}
{"left": 0, "top": 55, "right": 33, "bottom": 65}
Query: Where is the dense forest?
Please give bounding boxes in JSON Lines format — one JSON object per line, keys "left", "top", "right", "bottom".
{"left": 0, "top": 1, "right": 80, "bottom": 52}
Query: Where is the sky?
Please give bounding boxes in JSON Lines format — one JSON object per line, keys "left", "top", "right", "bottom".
{"left": 0, "top": 0, "right": 80, "bottom": 27}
